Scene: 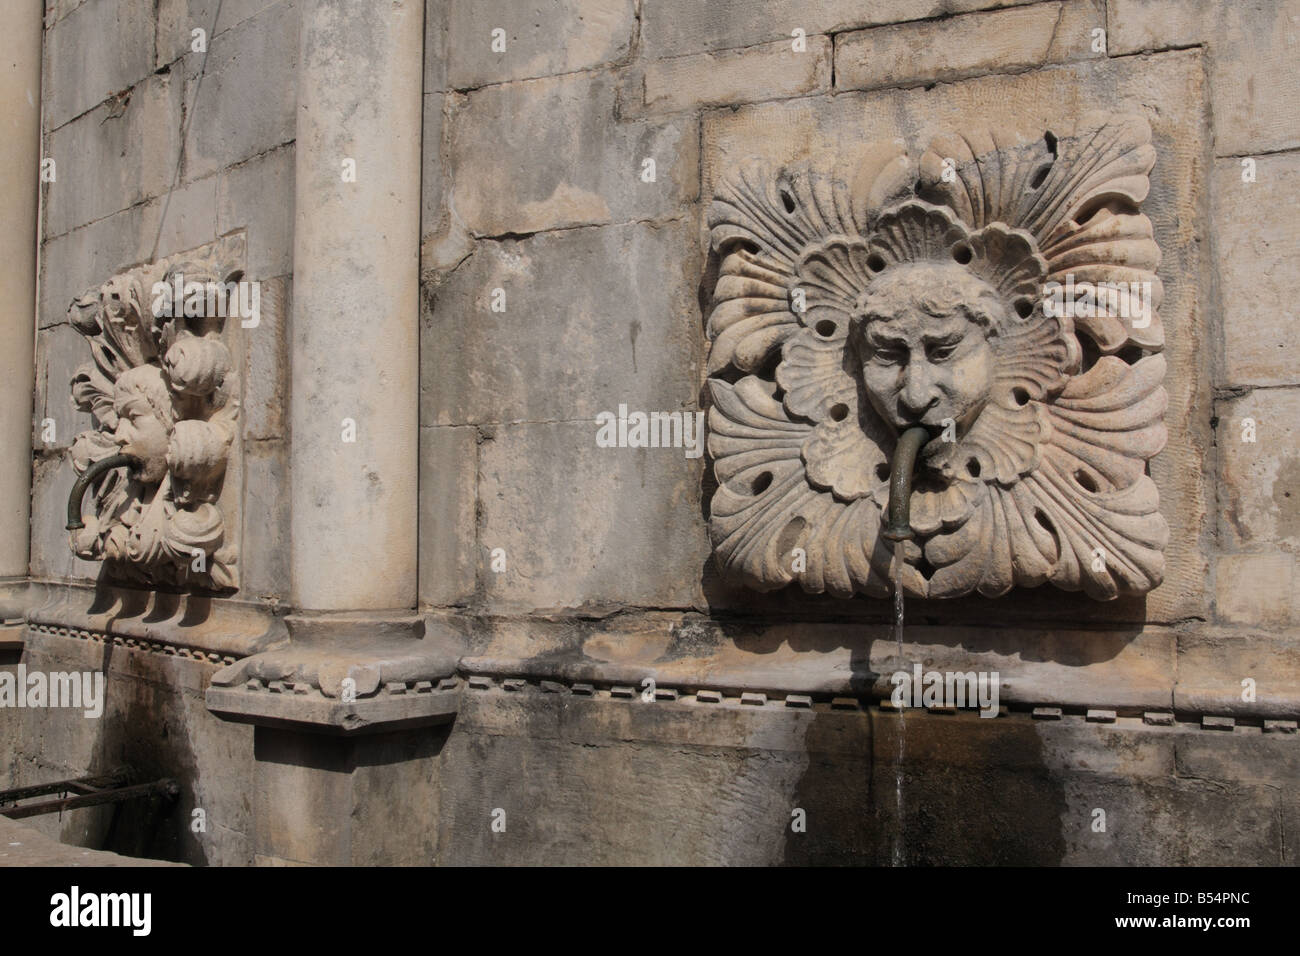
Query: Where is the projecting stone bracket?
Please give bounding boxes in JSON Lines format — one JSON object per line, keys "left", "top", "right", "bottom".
{"left": 205, "top": 613, "right": 464, "bottom": 734}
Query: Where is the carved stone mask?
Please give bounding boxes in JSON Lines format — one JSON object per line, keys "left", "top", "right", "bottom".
{"left": 853, "top": 262, "right": 1000, "bottom": 437}
{"left": 704, "top": 113, "right": 1170, "bottom": 601}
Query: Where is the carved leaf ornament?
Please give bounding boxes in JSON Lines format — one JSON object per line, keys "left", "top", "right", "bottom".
{"left": 67, "top": 238, "right": 242, "bottom": 590}
{"left": 705, "top": 113, "right": 1169, "bottom": 600}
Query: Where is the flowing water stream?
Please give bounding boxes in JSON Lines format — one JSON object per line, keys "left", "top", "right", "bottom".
{"left": 892, "top": 539, "right": 906, "bottom": 866}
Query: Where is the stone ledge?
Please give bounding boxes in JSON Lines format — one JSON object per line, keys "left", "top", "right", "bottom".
{"left": 23, "top": 581, "right": 286, "bottom": 660}
{"left": 206, "top": 614, "right": 465, "bottom": 734}
{"left": 206, "top": 681, "right": 461, "bottom": 735}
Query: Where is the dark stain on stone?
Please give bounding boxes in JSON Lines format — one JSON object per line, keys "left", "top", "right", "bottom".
{"left": 1272, "top": 456, "right": 1300, "bottom": 541}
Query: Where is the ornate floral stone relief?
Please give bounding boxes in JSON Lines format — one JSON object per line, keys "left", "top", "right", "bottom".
{"left": 704, "top": 112, "right": 1169, "bottom": 601}
{"left": 66, "top": 235, "right": 244, "bottom": 591}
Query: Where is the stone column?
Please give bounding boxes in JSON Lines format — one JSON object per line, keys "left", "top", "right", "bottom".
{"left": 289, "top": 0, "right": 423, "bottom": 611}
{"left": 0, "top": 2, "right": 42, "bottom": 613}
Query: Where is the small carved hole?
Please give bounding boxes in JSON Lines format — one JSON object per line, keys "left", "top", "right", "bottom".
{"left": 750, "top": 471, "right": 773, "bottom": 495}
{"left": 777, "top": 516, "right": 806, "bottom": 557}
{"left": 1034, "top": 508, "right": 1060, "bottom": 561}
{"left": 966, "top": 458, "right": 981, "bottom": 478}
{"left": 1030, "top": 164, "right": 1051, "bottom": 190}
{"left": 914, "top": 554, "right": 937, "bottom": 582}
{"left": 780, "top": 188, "right": 796, "bottom": 215}
{"left": 1117, "top": 344, "right": 1144, "bottom": 365}
{"left": 1014, "top": 297, "right": 1034, "bottom": 319}
{"left": 829, "top": 403, "right": 849, "bottom": 422}
{"left": 815, "top": 319, "right": 837, "bottom": 337}
{"left": 875, "top": 462, "right": 890, "bottom": 482}
{"left": 1075, "top": 469, "right": 1098, "bottom": 493}
{"left": 1012, "top": 387, "right": 1031, "bottom": 407}
{"left": 951, "top": 243, "right": 973, "bottom": 265}
{"left": 733, "top": 239, "right": 761, "bottom": 256}
{"left": 866, "top": 253, "right": 887, "bottom": 273}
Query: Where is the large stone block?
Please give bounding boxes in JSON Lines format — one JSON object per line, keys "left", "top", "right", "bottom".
{"left": 1214, "top": 552, "right": 1297, "bottom": 627}
{"left": 155, "top": 0, "right": 284, "bottom": 68}
{"left": 1217, "top": 388, "right": 1300, "bottom": 553}
{"left": 702, "top": 52, "right": 1211, "bottom": 623}
{"left": 42, "top": 0, "right": 154, "bottom": 129}
{"left": 33, "top": 324, "right": 94, "bottom": 453}
{"left": 641, "top": 36, "right": 831, "bottom": 113}
{"left": 238, "top": 274, "right": 290, "bottom": 442}
{"left": 477, "top": 420, "right": 711, "bottom": 611}
{"left": 1176, "top": 629, "right": 1300, "bottom": 717}
{"left": 420, "top": 93, "right": 447, "bottom": 244}
{"left": 448, "top": 70, "right": 698, "bottom": 236}
{"left": 639, "top": 0, "right": 1038, "bottom": 60}
{"left": 39, "top": 179, "right": 218, "bottom": 331}
{"left": 181, "top": 0, "right": 298, "bottom": 180}
{"left": 445, "top": 0, "right": 636, "bottom": 89}
{"left": 1211, "top": 154, "right": 1300, "bottom": 387}
{"left": 44, "top": 72, "right": 184, "bottom": 238}
{"left": 1109, "top": 0, "right": 1300, "bottom": 155}
{"left": 423, "top": 219, "right": 702, "bottom": 425}
{"left": 240, "top": 439, "right": 290, "bottom": 602}
{"left": 835, "top": 0, "right": 1104, "bottom": 92}
{"left": 216, "top": 143, "right": 296, "bottom": 281}
{"left": 419, "top": 425, "right": 479, "bottom": 607}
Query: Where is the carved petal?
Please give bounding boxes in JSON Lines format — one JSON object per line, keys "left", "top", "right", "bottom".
{"left": 777, "top": 327, "right": 855, "bottom": 421}
{"left": 1046, "top": 354, "right": 1168, "bottom": 490}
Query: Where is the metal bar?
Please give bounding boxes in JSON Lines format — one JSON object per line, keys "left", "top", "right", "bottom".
{"left": 0, "top": 779, "right": 178, "bottom": 819}
{"left": 0, "top": 771, "right": 127, "bottom": 804}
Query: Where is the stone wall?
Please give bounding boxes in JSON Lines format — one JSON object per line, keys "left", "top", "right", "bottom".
{"left": 3, "top": 0, "right": 1296, "bottom": 866}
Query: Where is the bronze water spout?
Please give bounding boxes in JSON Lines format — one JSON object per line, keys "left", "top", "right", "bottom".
{"left": 66, "top": 453, "right": 139, "bottom": 531}
{"left": 881, "top": 426, "right": 931, "bottom": 542}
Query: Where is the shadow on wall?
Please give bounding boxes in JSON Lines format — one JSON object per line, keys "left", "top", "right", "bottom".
{"left": 782, "top": 708, "right": 1069, "bottom": 865}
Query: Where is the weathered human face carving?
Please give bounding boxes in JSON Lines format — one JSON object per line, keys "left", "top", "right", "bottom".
{"left": 110, "top": 365, "right": 175, "bottom": 483}
{"left": 854, "top": 263, "right": 1000, "bottom": 437}
{"left": 704, "top": 115, "right": 1170, "bottom": 600}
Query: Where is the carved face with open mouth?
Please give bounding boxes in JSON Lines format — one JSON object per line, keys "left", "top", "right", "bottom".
{"left": 853, "top": 262, "right": 1001, "bottom": 440}
{"left": 110, "top": 365, "right": 175, "bottom": 484}
{"left": 703, "top": 114, "right": 1171, "bottom": 600}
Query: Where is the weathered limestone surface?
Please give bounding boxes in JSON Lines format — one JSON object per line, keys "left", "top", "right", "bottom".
{"left": 0, "top": 0, "right": 41, "bottom": 587}
{"left": 1211, "top": 154, "right": 1300, "bottom": 387}
{"left": 4, "top": 629, "right": 255, "bottom": 865}
{"left": 1217, "top": 388, "right": 1300, "bottom": 554}
{"left": 423, "top": 219, "right": 702, "bottom": 426}
{"left": 448, "top": 70, "right": 698, "bottom": 236}
{"left": 835, "top": 0, "right": 1104, "bottom": 92}
{"left": 41, "top": 0, "right": 154, "bottom": 130}
{"left": 181, "top": 0, "right": 298, "bottom": 181}
{"left": 1109, "top": 0, "right": 1300, "bottom": 155}
{"left": 638, "top": 0, "right": 1040, "bottom": 60}
{"left": 641, "top": 36, "right": 832, "bottom": 113}
{"left": 43, "top": 72, "right": 183, "bottom": 239}
{"left": 477, "top": 420, "right": 711, "bottom": 611}
{"left": 418, "top": 425, "right": 479, "bottom": 608}
{"left": 445, "top": 0, "right": 637, "bottom": 89}
{"left": 1215, "top": 552, "right": 1297, "bottom": 627}
{"left": 289, "top": 0, "right": 422, "bottom": 610}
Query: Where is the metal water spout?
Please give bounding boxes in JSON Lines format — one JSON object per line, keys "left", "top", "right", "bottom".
{"left": 66, "top": 453, "right": 139, "bottom": 531}
{"left": 881, "top": 426, "right": 931, "bottom": 543}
